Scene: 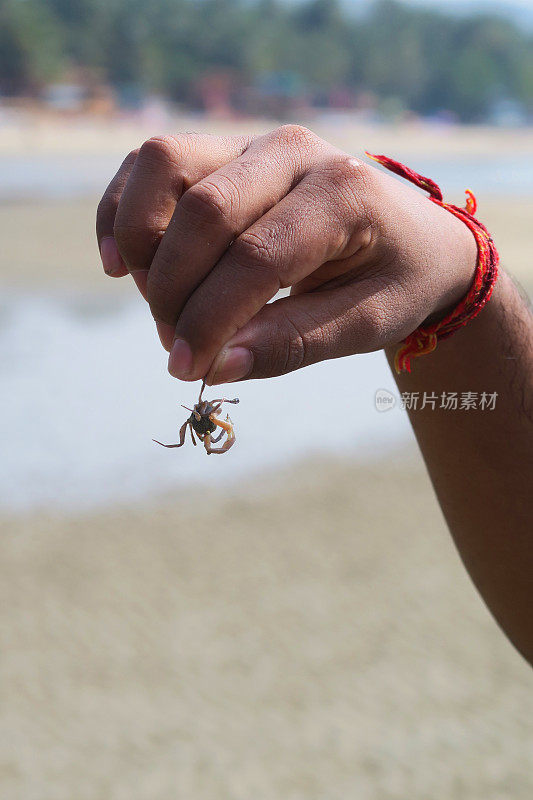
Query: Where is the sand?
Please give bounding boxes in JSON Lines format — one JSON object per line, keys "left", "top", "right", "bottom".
{"left": 1, "top": 458, "right": 532, "bottom": 800}
{"left": 1, "top": 109, "right": 533, "bottom": 157}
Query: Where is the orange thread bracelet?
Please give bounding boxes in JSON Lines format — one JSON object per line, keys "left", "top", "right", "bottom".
{"left": 365, "top": 153, "right": 499, "bottom": 374}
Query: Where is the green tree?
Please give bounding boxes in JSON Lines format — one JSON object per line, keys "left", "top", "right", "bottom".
{"left": 0, "top": 0, "right": 531, "bottom": 120}
{"left": 0, "top": 0, "right": 64, "bottom": 94}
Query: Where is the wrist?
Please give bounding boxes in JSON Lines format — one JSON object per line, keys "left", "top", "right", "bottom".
{"left": 428, "top": 205, "right": 479, "bottom": 322}
{"left": 367, "top": 152, "right": 499, "bottom": 374}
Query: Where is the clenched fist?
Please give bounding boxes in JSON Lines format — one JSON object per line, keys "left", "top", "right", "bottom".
{"left": 96, "top": 125, "right": 476, "bottom": 384}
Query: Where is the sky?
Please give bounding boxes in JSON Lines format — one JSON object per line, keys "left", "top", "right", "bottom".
{"left": 404, "top": 0, "right": 533, "bottom": 6}
{"left": 339, "top": 0, "right": 533, "bottom": 28}
{"left": 286, "top": 0, "right": 533, "bottom": 21}
{"left": 283, "top": 0, "right": 533, "bottom": 26}
{"left": 345, "top": 0, "right": 533, "bottom": 7}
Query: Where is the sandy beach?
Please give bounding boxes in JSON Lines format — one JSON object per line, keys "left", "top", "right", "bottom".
{"left": 2, "top": 458, "right": 532, "bottom": 799}
{"left": 1, "top": 115, "right": 532, "bottom": 798}
{"left": 2, "top": 109, "right": 533, "bottom": 157}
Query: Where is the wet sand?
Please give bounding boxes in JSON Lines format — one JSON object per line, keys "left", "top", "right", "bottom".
{"left": 1, "top": 458, "right": 532, "bottom": 799}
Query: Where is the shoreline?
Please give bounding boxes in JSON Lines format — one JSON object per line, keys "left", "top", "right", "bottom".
{"left": 0, "top": 444, "right": 421, "bottom": 522}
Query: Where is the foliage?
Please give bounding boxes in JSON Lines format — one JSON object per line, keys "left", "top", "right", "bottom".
{"left": 0, "top": 0, "right": 531, "bottom": 121}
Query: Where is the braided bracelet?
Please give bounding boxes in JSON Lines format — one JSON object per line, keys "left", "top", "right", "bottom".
{"left": 365, "top": 153, "right": 499, "bottom": 374}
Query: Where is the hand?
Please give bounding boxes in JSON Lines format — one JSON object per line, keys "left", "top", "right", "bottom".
{"left": 96, "top": 125, "right": 477, "bottom": 384}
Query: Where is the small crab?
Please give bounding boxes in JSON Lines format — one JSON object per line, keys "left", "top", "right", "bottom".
{"left": 153, "top": 381, "right": 239, "bottom": 455}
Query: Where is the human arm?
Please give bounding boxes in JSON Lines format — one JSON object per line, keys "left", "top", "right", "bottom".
{"left": 96, "top": 127, "right": 533, "bottom": 661}
{"left": 387, "top": 271, "right": 533, "bottom": 663}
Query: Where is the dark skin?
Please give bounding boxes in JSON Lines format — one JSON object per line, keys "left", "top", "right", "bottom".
{"left": 97, "top": 126, "right": 533, "bottom": 664}
{"left": 387, "top": 271, "right": 533, "bottom": 665}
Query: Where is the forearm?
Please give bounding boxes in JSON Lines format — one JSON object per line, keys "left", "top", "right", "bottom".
{"left": 387, "top": 271, "right": 533, "bottom": 663}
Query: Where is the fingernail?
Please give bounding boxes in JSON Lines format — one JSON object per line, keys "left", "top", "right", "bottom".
{"left": 211, "top": 347, "right": 253, "bottom": 384}
{"left": 156, "top": 320, "right": 175, "bottom": 351}
{"left": 168, "top": 338, "right": 193, "bottom": 379}
{"left": 131, "top": 269, "right": 149, "bottom": 301}
{"left": 100, "top": 236, "right": 125, "bottom": 276}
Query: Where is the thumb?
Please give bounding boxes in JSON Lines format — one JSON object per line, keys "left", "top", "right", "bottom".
{"left": 206, "top": 279, "right": 408, "bottom": 384}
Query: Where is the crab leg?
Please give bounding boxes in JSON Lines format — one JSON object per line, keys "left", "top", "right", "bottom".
{"left": 203, "top": 429, "right": 236, "bottom": 455}
{"left": 182, "top": 404, "right": 201, "bottom": 421}
{"left": 211, "top": 415, "right": 234, "bottom": 435}
{"left": 153, "top": 420, "right": 188, "bottom": 448}
{"left": 198, "top": 380, "right": 207, "bottom": 403}
{"left": 210, "top": 398, "right": 240, "bottom": 413}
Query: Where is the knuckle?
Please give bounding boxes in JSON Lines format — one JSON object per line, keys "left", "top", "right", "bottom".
{"left": 275, "top": 123, "right": 317, "bottom": 149}
{"left": 280, "top": 317, "right": 307, "bottom": 374}
{"left": 112, "top": 220, "right": 132, "bottom": 252}
{"left": 179, "top": 181, "right": 233, "bottom": 226}
{"left": 125, "top": 147, "right": 140, "bottom": 163}
{"left": 323, "top": 156, "right": 364, "bottom": 192}
{"left": 319, "top": 157, "right": 375, "bottom": 222}
{"left": 232, "top": 231, "right": 278, "bottom": 277}
{"left": 138, "top": 135, "right": 183, "bottom": 167}
{"left": 118, "top": 147, "right": 140, "bottom": 175}
{"left": 259, "top": 311, "right": 306, "bottom": 376}
{"left": 113, "top": 220, "right": 164, "bottom": 266}
{"left": 113, "top": 219, "right": 159, "bottom": 248}
{"left": 150, "top": 244, "right": 176, "bottom": 284}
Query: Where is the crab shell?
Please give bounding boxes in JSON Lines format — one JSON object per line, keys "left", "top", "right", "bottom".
{"left": 189, "top": 404, "right": 217, "bottom": 436}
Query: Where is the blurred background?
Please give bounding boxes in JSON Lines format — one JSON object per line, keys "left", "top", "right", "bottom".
{"left": 1, "top": 1, "right": 532, "bottom": 798}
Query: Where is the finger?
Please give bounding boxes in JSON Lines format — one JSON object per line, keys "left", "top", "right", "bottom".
{"left": 147, "top": 125, "right": 329, "bottom": 348}
{"left": 168, "top": 157, "right": 373, "bottom": 380}
{"left": 206, "top": 278, "right": 419, "bottom": 384}
{"left": 96, "top": 149, "right": 139, "bottom": 276}
{"left": 113, "top": 133, "right": 254, "bottom": 278}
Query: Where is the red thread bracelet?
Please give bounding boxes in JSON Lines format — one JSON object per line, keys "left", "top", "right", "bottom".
{"left": 365, "top": 153, "right": 499, "bottom": 374}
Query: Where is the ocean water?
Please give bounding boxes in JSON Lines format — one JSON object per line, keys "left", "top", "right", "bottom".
{"left": 1, "top": 151, "right": 533, "bottom": 201}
